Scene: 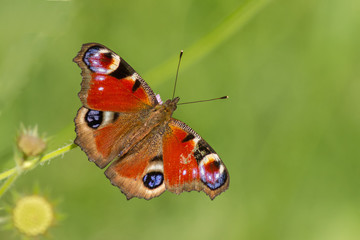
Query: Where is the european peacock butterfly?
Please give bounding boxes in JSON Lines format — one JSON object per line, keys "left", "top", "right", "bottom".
{"left": 73, "top": 43, "right": 229, "bottom": 200}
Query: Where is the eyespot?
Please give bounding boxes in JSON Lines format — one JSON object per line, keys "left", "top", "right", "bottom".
{"left": 83, "top": 46, "right": 120, "bottom": 74}
{"left": 199, "top": 154, "right": 227, "bottom": 190}
{"left": 85, "top": 110, "right": 103, "bottom": 129}
{"left": 143, "top": 172, "right": 164, "bottom": 189}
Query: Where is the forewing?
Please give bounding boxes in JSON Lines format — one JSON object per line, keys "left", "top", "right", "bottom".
{"left": 73, "top": 43, "right": 158, "bottom": 112}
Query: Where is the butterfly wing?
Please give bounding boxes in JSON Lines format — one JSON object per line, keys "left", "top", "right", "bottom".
{"left": 73, "top": 43, "right": 158, "bottom": 112}
{"left": 162, "top": 119, "right": 229, "bottom": 199}
{"left": 74, "top": 43, "right": 159, "bottom": 168}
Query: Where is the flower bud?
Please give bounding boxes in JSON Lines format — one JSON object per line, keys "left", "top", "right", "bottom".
{"left": 17, "top": 126, "right": 47, "bottom": 158}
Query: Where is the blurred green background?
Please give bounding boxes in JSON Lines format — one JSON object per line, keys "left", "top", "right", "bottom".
{"left": 1, "top": 0, "right": 360, "bottom": 239}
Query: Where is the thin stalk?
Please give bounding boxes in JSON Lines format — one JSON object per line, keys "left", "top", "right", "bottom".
{"left": 0, "top": 143, "right": 78, "bottom": 198}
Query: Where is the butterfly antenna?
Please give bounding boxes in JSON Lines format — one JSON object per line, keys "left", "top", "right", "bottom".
{"left": 172, "top": 50, "right": 184, "bottom": 99}
{"left": 178, "top": 96, "right": 229, "bottom": 105}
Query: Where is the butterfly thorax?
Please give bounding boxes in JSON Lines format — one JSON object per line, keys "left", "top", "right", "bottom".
{"left": 124, "top": 97, "right": 180, "bottom": 150}
{"left": 145, "top": 97, "right": 178, "bottom": 125}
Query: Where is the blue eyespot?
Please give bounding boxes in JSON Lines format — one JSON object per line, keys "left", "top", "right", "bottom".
{"left": 143, "top": 172, "right": 164, "bottom": 189}
{"left": 85, "top": 110, "right": 103, "bottom": 129}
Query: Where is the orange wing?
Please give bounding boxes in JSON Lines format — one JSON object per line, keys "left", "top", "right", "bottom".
{"left": 73, "top": 43, "right": 158, "bottom": 112}
{"left": 74, "top": 43, "right": 160, "bottom": 169}
{"left": 162, "top": 119, "right": 229, "bottom": 199}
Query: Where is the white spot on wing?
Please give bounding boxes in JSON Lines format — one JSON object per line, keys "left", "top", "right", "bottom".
{"left": 102, "top": 111, "right": 114, "bottom": 125}
{"left": 97, "top": 75, "right": 105, "bottom": 81}
{"left": 156, "top": 94, "right": 163, "bottom": 105}
{"left": 131, "top": 73, "right": 139, "bottom": 80}
{"left": 200, "top": 153, "right": 220, "bottom": 165}
{"left": 219, "top": 164, "right": 225, "bottom": 174}
{"left": 147, "top": 162, "right": 164, "bottom": 172}
{"left": 192, "top": 137, "right": 200, "bottom": 145}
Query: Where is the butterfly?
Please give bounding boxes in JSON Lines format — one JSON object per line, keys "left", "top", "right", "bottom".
{"left": 73, "top": 43, "right": 229, "bottom": 200}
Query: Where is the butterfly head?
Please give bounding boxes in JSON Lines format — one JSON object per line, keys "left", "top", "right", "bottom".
{"left": 154, "top": 97, "right": 179, "bottom": 121}
{"left": 163, "top": 97, "right": 179, "bottom": 111}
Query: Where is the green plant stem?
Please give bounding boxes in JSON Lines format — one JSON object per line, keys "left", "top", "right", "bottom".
{"left": 0, "top": 171, "right": 19, "bottom": 197}
{"left": 0, "top": 143, "right": 77, "bottom": 198}
{"left": 39, "top": 143, "right": 77, "bottom": 164}
{"left": 0, "top": 168, "right": 16, "bottom": 181}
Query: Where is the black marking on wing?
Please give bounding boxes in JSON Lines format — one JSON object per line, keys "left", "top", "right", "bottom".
{"left": 132, "top": 79, "right": 141, "bottom": 92}
{"left": 112, "top": 112, "right": 119, "bottom": 122}
{"left": 182, "top": 133, "right": 195, "bottom": 143}
{"left": 194, "top": 139, "right": 214, "bottom": 164}
{"left": 103, "top": 51, "right": 112, "bottom": 59}
{"left": 110, "top": 58, "right": 135, "bottom": 79}
{"left": 150, "top": 155, "right": 163, "bottom": 162}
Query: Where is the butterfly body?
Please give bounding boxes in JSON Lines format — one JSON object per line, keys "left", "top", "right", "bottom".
{"left": 74, "top": 43, "right": 229, "bottom": 200}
